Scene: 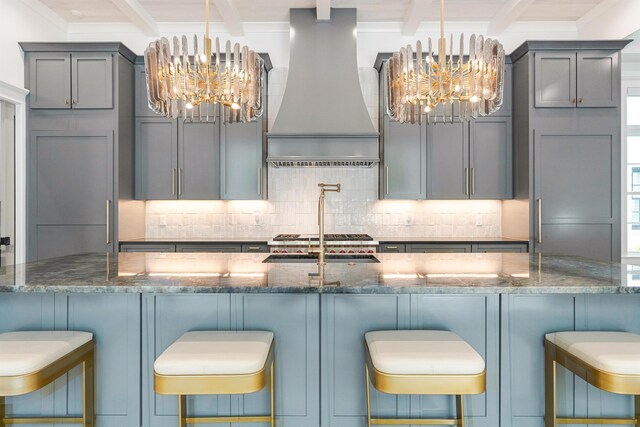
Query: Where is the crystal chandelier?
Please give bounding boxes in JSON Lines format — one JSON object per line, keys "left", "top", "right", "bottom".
{"left": 386, "top": 0, "right": 505, "bottom": 124}
{"left": 144, "top": 0, "right": 264, "bottom": 124}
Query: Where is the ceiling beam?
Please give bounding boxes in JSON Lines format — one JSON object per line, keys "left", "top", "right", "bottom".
{"left": 577, "top": 0, "right": 640, "bottom": 39}
{"left": 402, "top": 0, "right": 434, "bottom": 37}
{"left": 487, "top": 0, "right": 536, "bottom": 36}
{"left": 316, "top": 0, "right": 331, "bottom": 21}
{"left": 109, "top": 0, "right": 158, "bottom": 36}
{"left": 212, "top": 0, "right": 244, "bottom": 37}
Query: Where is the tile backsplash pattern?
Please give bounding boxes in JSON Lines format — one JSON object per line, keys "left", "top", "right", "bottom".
{"left": 145, "top": 67, "right": 502, "bottom": 239}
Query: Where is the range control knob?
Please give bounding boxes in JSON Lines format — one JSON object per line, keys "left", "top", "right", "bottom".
{"left": 348, "top": 250, "right": 355, "bottom": 254}
{"left": 329, "top": 250, "right": 336, "bottom": 254}
{"left": 282, "top": 250, "right": 288, "bottom": 254}
{"left": 368, "top": 250, "right": 374, "bottom": 253}
{"left": 339, "top": 250, "right": 346, "bottom": 254}
{"left": 359, "top": 250, "right": 366, "bottom": 254}
{"left": 296, "top": 250, "right": 303, "bottom": 254}
{"left": 273, "top": 250, "right": 279, "bottom": 254}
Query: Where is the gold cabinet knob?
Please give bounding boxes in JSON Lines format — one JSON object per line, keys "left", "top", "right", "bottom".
{"left": 64, "top": 99, "right": 69, "bottom": 105}
{"left": 578, "top": 98, "right": 583, "bottom": 103}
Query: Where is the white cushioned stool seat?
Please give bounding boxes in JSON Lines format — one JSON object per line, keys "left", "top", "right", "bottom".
{"left": 0, "top": 331, "right": 93, "bottom": 377}
{"left": 545, "top": 331, "right": 640, "bottom": 375}
{"left": 365, "top": 330, "right": 485, "bottom": 376}
{"left": 155, "top": 331, "right": 274, "bottom": 376}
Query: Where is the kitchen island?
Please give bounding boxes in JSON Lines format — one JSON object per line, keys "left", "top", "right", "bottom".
{"left": 1, "top": 252, "right": 638, "bottom": 427}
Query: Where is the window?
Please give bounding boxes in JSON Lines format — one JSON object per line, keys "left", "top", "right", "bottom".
{"left": 624, "top": 85, "right": 640, "bottom": 255}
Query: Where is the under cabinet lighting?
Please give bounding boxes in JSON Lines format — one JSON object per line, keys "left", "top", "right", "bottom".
{"left": 148, "top": 273, "right": 221, "bottom": 277}
{"left": 426, "top": 273, "right": 499, "bottom": 279}
{"left": 383, "top": 274, "right": 420, "bottom": 279}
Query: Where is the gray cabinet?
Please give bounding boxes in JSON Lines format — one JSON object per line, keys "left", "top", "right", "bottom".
{"left": 407, "top": 243, "right": 473, "bottom": 253}
{"left": 221, "top": 120, "right": 265, "bottom": 200}
{"left": 379, "top": 243, "right": 406, "bottom": 253}
{"left": 381, "top": 116, "right": 426, "bottom": 199}
{"left": 120, "top": 243, "right": 176, "bottom": 252}
{"left": 470, "top": 117, "right": 513, "bottom": 199}
{"left": 473, "top": 243, "right": 528, "bottom": 253}
{"left": 533, "top": 130, "right": 618, "bottom": 262}
{"left": 175, "top": 243, "right": 242, "bottom": 253}
{"left": 28, "top": 52, "right": 113, "bottom": 109}
{"left": 426, "top": 122, "right": 469, "bottom": 199}
{"left": 29, "top": 131, "right": 114, "bottom": 260}
{"left": 534, "top": 50, "right": 619, "bottom": 108}
{"left": 178, "top": 120, "right": 221, "bottom": 200}
{"left": 135, "top": 118, "right": 178, "bottom": 200}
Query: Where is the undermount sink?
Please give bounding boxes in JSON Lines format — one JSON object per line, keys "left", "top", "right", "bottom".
{"left": 262, "top": 254, "right": 380, "bottom": 264}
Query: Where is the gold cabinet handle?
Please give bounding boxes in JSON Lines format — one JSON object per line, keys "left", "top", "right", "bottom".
{"left": 248, "top": 246, "right": 261, "bottom": 251}
{"left": 537, "top": 198, "right": 542, "bottom": 244}
{"left": 385, "top": 167, "right": 389, "bottom": 195}
{"left": 579, "top": 98, "right": 583, "bottom": 104}
{"left": 64, "top": 99, "right": 69, "bottom": 105}
{"left": 71, "top": 99, "right": 77, "bottom": 105}
{"left": 465, "top": 167, "right": 469, "bottom": 195}
{"left": 106, "top": 199, "right": 111, "bottom": 245}
{"left": 571, "top": 98, "right": 576, "bottom": 104}
{"left": 172, "top": 168, "right": 176, "bottom": 195}
{"left": 258, "top": 167, "right": 262, "bottom": 195}
{"left": 471, "top": 167, "right": 475, "bottom": 195}
{"left": 386, "top": 246, "right": 398, "bottom": 249}
{"left": 178, "top": 168, "right": 183, "bottom": 196}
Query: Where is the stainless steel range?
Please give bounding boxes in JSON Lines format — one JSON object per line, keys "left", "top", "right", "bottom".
{"left": 268, "top": 234, "right": 379, "bottom": 255}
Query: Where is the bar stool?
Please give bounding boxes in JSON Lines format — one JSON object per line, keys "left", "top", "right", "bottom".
{"left": 154, "top": 331, "right": 275, "bottom": 426}
{"left": 0, "top": 331, "right": 95, "bottom": 426}
{"left": 364, "top": 330, "right": 486, "bottom": 426}
{"left": 545, "top": 331, "right": 640, "bottom": 426}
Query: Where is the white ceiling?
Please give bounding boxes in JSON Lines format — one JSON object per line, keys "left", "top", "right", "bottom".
{"left": 38, "top": 0, "right": 604, "bottom": 23}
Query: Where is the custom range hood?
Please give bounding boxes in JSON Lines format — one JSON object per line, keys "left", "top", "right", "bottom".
{"left": 267, "top": 8, "right": 379, "bottom": 167}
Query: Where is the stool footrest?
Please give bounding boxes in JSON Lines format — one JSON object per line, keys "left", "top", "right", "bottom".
{"left": 2, "top": 417, "right": 84, "bottom": 424}
{"left": 371, "top": 418, "right": 461, "bottom": 425}
{"left": 556, "top": 418, "right": 637, "bottom": 425}
{"left": 184, "top": 415, "right": 271, "bottom": 424}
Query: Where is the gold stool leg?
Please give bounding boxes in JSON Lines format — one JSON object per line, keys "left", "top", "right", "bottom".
{"left": 178, "top": 395, "right": 187, "bottom": 427}
{"left": 0, "top": 396, "right": 5, "bottom": 427}
{"left": 83, "top": 350, "right": 95, "bottom": 427}
{"left": 365, "top": 366, "right": 372, "bottom": 427}
{"left": 270, "top": 361, "right": 275, "bottom": 427}
{"left": 545, "top": 345, "right": 557, "bottom": 427}
{"left": 456, "top": 395, "right": 465, "bottom": 427}
{"left": 635, "top": 395, "right": 639, "bottom": 426}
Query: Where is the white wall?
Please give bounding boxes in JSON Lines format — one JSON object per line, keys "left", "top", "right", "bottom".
{"left": 0, "top": 1, "right": 66, "bottom": 89}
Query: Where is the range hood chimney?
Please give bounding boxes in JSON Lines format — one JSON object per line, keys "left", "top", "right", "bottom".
{"left": 267, "top": 8, "right": 379, "bottom": 167}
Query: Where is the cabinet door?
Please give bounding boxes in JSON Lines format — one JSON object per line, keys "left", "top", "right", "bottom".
{"left": 29, "top": 131, "right": 114, "bottom": 261}
{"left": 379, "top": 243, "right": 406, "bottom": 253}
{"left": 178, "top": 120, "right": 220, "bottom": 200}
{"left": 382, "top": 116, "right": 426, "bottom": 199}
{"left": 473, "top": 243, "right": 528, "bottom": 253}
{"left": 221, "top": 119, "right": 264, "bottom": 200}
{"left": 135, "top": 118, "right": 178, "bottom": 200}
{"left": 577, "top": 50, "right": 619, "bottom": 108}
{"left": 426, "top": 122, "right": 469, "bottom": 199}
{"left": 470, "top": 117, "right": 512, "bottom": 199}
{"left": 175, "top": 244, "right": 242, "bottom": 252}
{"left": 28, "top": 53, "right": 71, "bottom": 109}
{"left": 120, "top": 244, "right": 176, "bottom": 252}
{"left": 534, "top": 52, "right": 577, "bottom": 108}
{"left": 533, "top": 130, "right": 618, "bottom": 261}
{"left": 71, "top": 53, "right": 113, "bottom": 109}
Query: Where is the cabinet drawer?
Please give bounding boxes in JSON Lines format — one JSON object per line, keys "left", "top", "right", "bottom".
{"left": 473, "top": 243, "right": 529, "bottom": 253}
{"left": 407, "top": 243, "right": 472, "bottom": 253}
{"left": 175, "top": 244, "right": 242, "bottom": 253}
{"left": 119, "top": 243, "right": 176, "bottom": 252}
{"left": 379, "top": 244, "right": 406, "bottom": 253}
{"left": 242, "top": 244, "right": 269, "bottom": 253}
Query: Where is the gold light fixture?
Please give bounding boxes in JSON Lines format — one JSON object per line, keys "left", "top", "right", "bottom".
{"left": 144, "top": 0, "right": 264, "bottom": 123}
{"left": 386, "top": 0, "right": 505, "bottom": 124}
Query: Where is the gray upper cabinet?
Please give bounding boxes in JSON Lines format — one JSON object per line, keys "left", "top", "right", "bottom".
{"left": 28, "top": 53, "right": 71, "bottom": 109}
{"left": 135, "top": 66, "right": 156, "bottom": 117}
{"left": 577, "top": 50, "right": 619, "bottom": 107}
{"left": 470, "top": 117, "right": 513, "bottom": 199}
{"left": 178, "top": 120, "right": 221, "bottom": 200}
{"left": 71, "top": 53, "right": 113, "bottom": 109}
{"left": 534, "top": 50, "right": 619, "bottom": 108}
{"left": 28, "top": 52, "right": 113, "bottom": 109}
{"left": 221, "top": 119, "right": 265, "bottom": 200}
{"left": 426, "top": 122, "right": 469, "bottom": 199}
{"left": 135, "top": 118, "right": 178, "bottom": 200}
{"left": 534, "top": 52, "right": 576, "bottom": 108}
{"left": 381, "top": 115, "right": 426, "bottom": 199}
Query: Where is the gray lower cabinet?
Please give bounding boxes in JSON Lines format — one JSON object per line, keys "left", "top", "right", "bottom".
{"left": 379, "top": 243, "right": 406, "bottom": 253}
{"left": 142, "top": 294, "right": 320, "bottom": 427}
{"left": 470, "top": 117, "right": 512, "bottom": 199}
{"left": 380, "top": 242, "right": 528, "bottom": 253}
{"left": 135, "top": 118, "right": 178, "bottom": 200}
{"left": 381, "top": 116, "right": 426, "bottom": 199}
{"left": 28, "top": 52, "right": 113, "bottom": 109}
{"left": 175, "top": 243, "right": 242, "bottom": 253}
{"left": 120, "top": 243, "right": 177, "bottom": 252}
{"left": 533, "top": 130, "right": 618, "bottom": 262}
{"left": 473, "top": 243, "right": 528, "bottom": 253}
{"left": 29, "top": 131, "right": 114, "bottom": 260}
{"left": 321, "top": 294, "right": 499, "bottom": 427}
{"left": 119, "top": 242, "right": 269, "bottom": 253}
{"left": 0, "top": 293, "right": 141, "bottom": 427}
{"left": 426, "top": 122, "right": 469, "bottom": 200}
{"left": 221, "top": 120, "right": 265, "bottom": 200}
{"left": 534, "top": 50, "right": 619, "bottom": 108}
{"left": 501, "top": 294, "right": 640, "bottom": 427}
{"left": 407, "top": 243, "right": 473, "bottom": 253}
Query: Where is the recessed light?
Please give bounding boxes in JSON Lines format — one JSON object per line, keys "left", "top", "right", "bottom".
{"left": 70, "top": 9, "right": 83, "bottom": 17}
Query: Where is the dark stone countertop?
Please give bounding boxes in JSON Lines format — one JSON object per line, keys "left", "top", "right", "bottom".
{"left": 0, "top": 252, "right": 637, "bottom": 294}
